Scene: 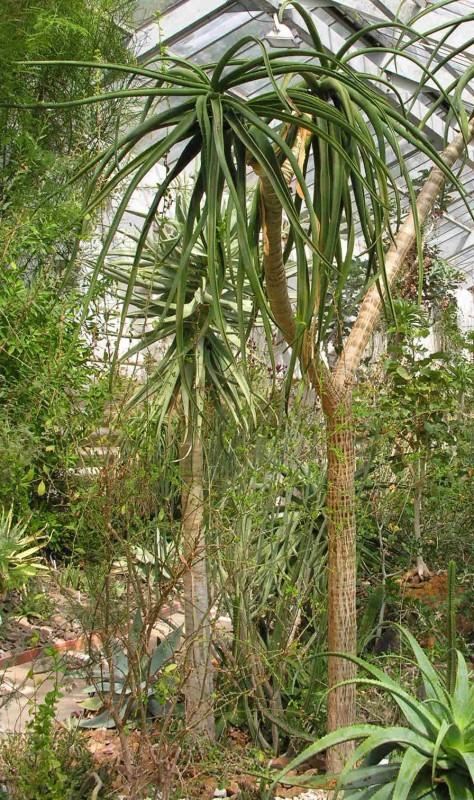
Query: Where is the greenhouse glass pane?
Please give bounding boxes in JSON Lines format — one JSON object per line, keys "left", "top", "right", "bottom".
{"left": 173, "top": 14, "right": 271, "bottom": 64}
{"left": 134, "top": 0, "right": 177, "bottom": 25}
{"left": 170, "top": 10, "right": 258, "bottom": 58}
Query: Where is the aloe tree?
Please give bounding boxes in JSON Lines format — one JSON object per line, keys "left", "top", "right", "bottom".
{"left": 17, "top": 0, "right": 474, "bottom": 768}
{"left": 106, "top": 199, "right": 256, "bottom": 738}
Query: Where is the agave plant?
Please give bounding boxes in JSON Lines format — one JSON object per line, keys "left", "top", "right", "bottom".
{"left": 16, "top": 0, "right": 474, "bottom": 764}
{"left": 80, "top": 624, "right": 182, "bottom": 729}
{"left": 274, "top": 624, "right": 474, "bottom": 798}
{"left": 0, "top": 508, "right": 47, "bottom": 596}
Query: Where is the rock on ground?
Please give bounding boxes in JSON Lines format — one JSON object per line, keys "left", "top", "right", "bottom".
{"left": 275, "top": 793, "right": 328, "bottom": 800}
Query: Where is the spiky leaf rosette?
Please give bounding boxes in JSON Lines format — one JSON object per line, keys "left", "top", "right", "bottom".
{"left": 105, "top": 195, "right": 258, "bottom": 431}
{"left": 13, "top": 1, "right": 473, "bottom": 376}
{"left": 273, "top": 626, "right": 474, "bottom": 799}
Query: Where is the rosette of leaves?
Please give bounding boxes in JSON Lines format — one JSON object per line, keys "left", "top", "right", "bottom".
{"left": 22, "top": 0, "right": 472, "bottom": 377}
{"left": 273, "top": 625, "right": 474, "bottom": 798}
{"left": 80, "top": 623, "right": 182, "bottom": 728}
{"left": 105, "top": 194, "right": 258, "bottom": 429}
{"left": 0, "top": 508, "right": 47, "bottom": 596}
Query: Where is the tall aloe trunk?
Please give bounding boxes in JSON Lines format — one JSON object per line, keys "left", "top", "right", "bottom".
{"left": 323, "top": 392, "right": 357, "bottom": 760}
{"left": 258, "top": 121, "right": 473, "bottom": 772}
{"left": 180, "top": 421, "right": 215, "bottom": 740}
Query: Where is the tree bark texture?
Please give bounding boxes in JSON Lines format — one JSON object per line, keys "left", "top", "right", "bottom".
{"left": 324, "top": 392, "right": 357, "bottom": 772}
{"left": 259, "top": 173, "right": 297, "bottom": 346}
{"left": 180, "top": 426, "right": 215, "bottom": 741}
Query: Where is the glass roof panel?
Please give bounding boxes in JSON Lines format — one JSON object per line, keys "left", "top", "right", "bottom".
{"left": 133, "top": 0, "right": 177, "bottom": 25}
{"left": 172, "top": 12, "right": 270, "bottom": 65}
{"left": 170, "top": 10, "right": 262, "bottom": 59}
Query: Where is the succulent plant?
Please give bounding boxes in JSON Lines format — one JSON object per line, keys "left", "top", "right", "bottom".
{"left": 0, "top": 507, "right": 47, "bottom": 596}
{"left": 79, "top": 624, "right": 182, "bottom": 729}
{"left": 274, "top": 624, "right": 474, "bottom": 798}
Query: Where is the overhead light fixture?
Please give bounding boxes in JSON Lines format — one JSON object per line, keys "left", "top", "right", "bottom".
{"left": 265, "top": 13, "right": 299, "bottom": 48}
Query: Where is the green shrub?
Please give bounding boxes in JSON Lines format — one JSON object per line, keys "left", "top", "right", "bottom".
{"left": 0, "top": 683, "right": 100, "bottom": 800}
{"left": 0, "top": 265, "right": 107, "bottom": 556}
